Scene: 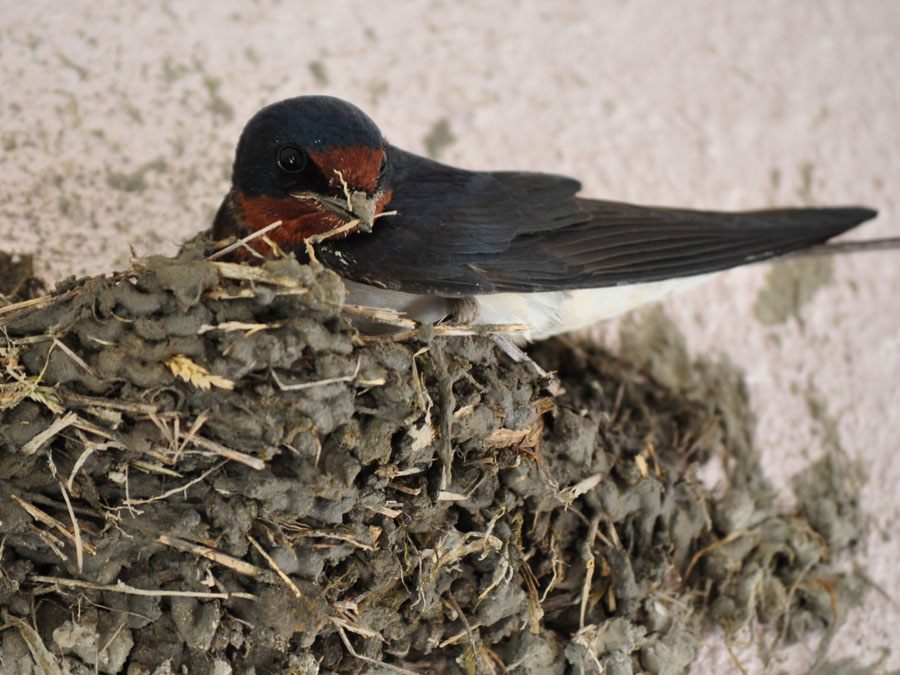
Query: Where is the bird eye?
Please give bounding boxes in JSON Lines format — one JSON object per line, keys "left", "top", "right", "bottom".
{"left": 277, "top": 145, "right": 307, "bottom": 173}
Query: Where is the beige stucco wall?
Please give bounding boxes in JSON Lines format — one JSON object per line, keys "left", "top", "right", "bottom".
{"left": 2, "top": 2, "right": 897, "bottom": 671}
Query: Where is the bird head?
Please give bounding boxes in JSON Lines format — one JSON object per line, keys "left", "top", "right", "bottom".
{"left": 221, "top": 96, "right": 393, "bottom": 252}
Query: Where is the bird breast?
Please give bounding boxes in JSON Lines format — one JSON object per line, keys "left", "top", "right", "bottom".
{"left": 343, "top": 274, "right": 712, "bottom": 341}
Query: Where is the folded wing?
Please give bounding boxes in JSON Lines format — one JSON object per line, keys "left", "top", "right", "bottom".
{"left": 319, "top": 149, "right": 877, "bottom": 295}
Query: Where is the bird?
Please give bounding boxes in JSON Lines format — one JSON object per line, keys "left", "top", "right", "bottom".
{"left": 211, "top": 95, "right": 884, "bottom": 341}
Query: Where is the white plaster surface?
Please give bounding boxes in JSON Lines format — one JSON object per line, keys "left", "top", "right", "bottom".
{"left": 2, "top": 1, "right": 897, "bottom": 672}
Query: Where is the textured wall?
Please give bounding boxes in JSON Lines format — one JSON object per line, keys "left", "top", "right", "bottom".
{"left": 2, "top": 1, "right": 898, "bottom": 671}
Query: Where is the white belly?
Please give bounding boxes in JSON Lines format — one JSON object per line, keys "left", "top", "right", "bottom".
{"left": 344, "top": 275, "right": 712, "bottom": 341}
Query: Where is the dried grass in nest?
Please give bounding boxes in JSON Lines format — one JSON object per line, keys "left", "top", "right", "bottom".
{"left": 0, "top": 236, "right": 871, "bottom": 674}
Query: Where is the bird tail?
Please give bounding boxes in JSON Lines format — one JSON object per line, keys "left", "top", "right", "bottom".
{"left": 734, "top": 205, "right": 878, "bottom": 256}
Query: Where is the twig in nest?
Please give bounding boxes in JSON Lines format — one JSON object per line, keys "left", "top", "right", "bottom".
{"left": 1, "top": 611, "right": 64, "bottom": 675}
{"left": 197, "top": 321, "right": 273, "bottom": 336}
{"left": 21, "top": 410, "right": 79, "bottom": 455}
{"left": 771, "top": 559, "right": 820, "bottom": 656}
{"left": 204, "top": 287, "right": 308, "bottom": 301}
{"left": 128, "top": 460, "right": 182, "bottom": 477}
{"left": 474, "top": 511, "right": 512, "bottom": 608}
{"left": 183, "top": 434, "right": 265, "bottom": 470}
{"left": 80, "top": 599, "right": 155, "bottom": 624}
{"left": 303, "top": 218, "right": 362, "bottom": 264}
{"left": 10, "top": 494, "right": 97, "bottom": 556}
{"left": 724, "top": 639, "right": 750, "bottom": 675}
{"left": 561, "top": 473, "right": 603, "bottom": 507}
{"left": 409, "top": 345, "right": 432, "bottom": 418}
{"left": 247, "top": 534, "right": 303, "bottom": 599}
{"left": 56, "top": 475, "right": 83, "bottom": 573}
{"left": 66, "top": 445, "right": 97, "bottom": 491}
{"left": 259, "top": 234, "right": 286, "bottom": 258}
{"left": 62, "top": 392, "right": 157, "bottom": 415}
{"left": 358, "top": 322, "right": 529, "bottom": 343}
{"left": 270, "top": 361, "right": 358, "bottom": 391}
{"left": 71, "top": 415, "right": 118, "bottom": 442}
{"left": 277, "top": 522, "right": 377, "bottom": 551}
{"left": 579, "top": 513, "right": 602, "bottom": 629}
{"left": 484, "top": 418, "right": 543, "bottom": 451}
{"left": 516, "top": 550, "right": 544, "bottom": 635}
{"left": 147, "top": 410, "right": 178, "bottom": 458}
{"left": 540, "top": 533, "right": 566, "bottom": 605}
{"left": 206, "top": 220, "right": 283, "bottom": 260}
{"left": 330, "top": 614, "right": 381, "bottom": 641}
{"left": 571, "top": 625, "right": 606, "bottom": 673}
{"left": 98, "top": 620, "right": 129, "bottom": 664}
{"left": 174, "top": 409, "right": 209, "bottom": 462}
{"left": 29, "top": 575, "right": 256, "bottom": 600}
{"left": 157, "top": 534, "right": 269, "bottom": 579}
{"left": 27, "top": 524, "right": 68, "bottom": 561}
{"left": 342, "top": 303, "right": 417, "bottom": 329}
{"left": 0, "top": 288, "right": 82, "bottom": 324}
{"left": 441, "top": 594, "right": 481, "bottom": 668}
{"left": 490, "top": 334, "right": 548, "bottom": 377}
{"left": 365, "top": 503, "right": 403, "bottom": 518}
{"left": 123, "top": 459, "right": 229, "bottom": 507}
{"left": 332, "top": 621, "right": 419, "bottom": 675}
{"left": 425, "top": 531, "right": 503, "bottom": 580}
{"left": 682, "top": 528, "right": 758, "bottom": 590}
{"left": 211, "top": 261, "right": 307, "bottom": 289}
{"left": 270, "top": 358, "right": 384, "bottom": 391}
{"left": 52, "top": 337, "right": 99, "bottom": 379}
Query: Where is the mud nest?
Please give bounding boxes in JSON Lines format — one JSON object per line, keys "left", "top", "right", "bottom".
{"left": 0, "top": 240, "right": 868, "bottom": 674}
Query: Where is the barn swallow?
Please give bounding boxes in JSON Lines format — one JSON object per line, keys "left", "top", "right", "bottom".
{"left": 212, "top": 95, "right": 879, "bottom": 341}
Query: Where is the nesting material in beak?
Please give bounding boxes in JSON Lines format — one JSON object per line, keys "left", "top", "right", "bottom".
{"left": 291, "top": 191, "right": 379, "bottom": 233}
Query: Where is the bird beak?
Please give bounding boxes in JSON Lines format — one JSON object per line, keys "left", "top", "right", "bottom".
{"left": 290, "top": 190, "right": 380, "bottom": 233}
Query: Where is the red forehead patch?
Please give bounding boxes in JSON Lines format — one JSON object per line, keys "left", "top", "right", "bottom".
{"left": 308, "top": 146, "right": 383, "bottom": 194}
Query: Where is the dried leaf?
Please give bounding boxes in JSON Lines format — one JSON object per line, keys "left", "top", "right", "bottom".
{"left": 165, "top": 355, "right": 234, "bottom": 391}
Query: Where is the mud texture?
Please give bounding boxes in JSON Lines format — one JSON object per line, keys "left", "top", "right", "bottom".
{"left": 0, "top": 252, "right": 45, "bottom": 304}
{"left": 0, "top": 240, "right": 869, "bottom": 674}
{"left": 753, "top": 257, "right": 834, "bottom": 325}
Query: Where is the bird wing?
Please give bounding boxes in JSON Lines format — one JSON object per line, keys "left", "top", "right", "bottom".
{"left": 319, "top": 148, "right": 877, "bottom": 296}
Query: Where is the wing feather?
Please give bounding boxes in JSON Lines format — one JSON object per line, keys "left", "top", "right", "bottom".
{"left": 319, "top": 148, "right": 877, "bottom": 295}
